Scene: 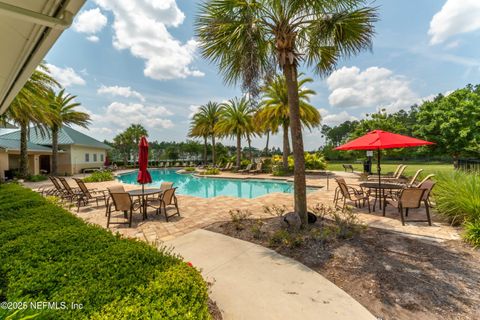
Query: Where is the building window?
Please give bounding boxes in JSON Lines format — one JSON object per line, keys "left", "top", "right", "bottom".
{"left": 100, "top": 154, "right": 104, "bottom": 162}
{"left": 85, "top": 153, "right": 89, "bottom": 162}
{"left": 93, "top": 154, "right": 97, "bottom": 162}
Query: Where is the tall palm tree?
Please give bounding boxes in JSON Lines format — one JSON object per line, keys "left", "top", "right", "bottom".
{"left": 256, "top": 74, "right": 320, "bottom": 170}
{"left": 216, "top": 97, "right": 254, "bottom": 168}
{"left": 189, "top": 113, "right": 210, "bottom": 165}
{"left": 195, "top": 102, "right": 222, "bottom": 165}
{"left": 6, "top": 64, "right": 58, "bottom": 177}
{"left": 196, "top": 0, "right": 377, "bottom": 225}
{"left": 47, "top": 89, "right": 90, "bottom": 175}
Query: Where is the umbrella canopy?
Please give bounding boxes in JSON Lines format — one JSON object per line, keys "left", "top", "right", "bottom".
{"left": 335, "top": 130, "right": 434, "bottom": 183}
{"left": 137, "top": 136, "right": 152, "bottom": 185}
{"left": 335, "top": 130, "right": 434, "bottom": 150}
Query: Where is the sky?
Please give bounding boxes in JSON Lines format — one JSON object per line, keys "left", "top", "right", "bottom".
{"left": 45, "top": 0, "right": 480, "bottom": 150}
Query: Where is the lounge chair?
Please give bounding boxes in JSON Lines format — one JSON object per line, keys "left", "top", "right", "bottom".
{"left": 334, "top": 178, "right": 370, "bottom": 212}
{"left": 106, "top": 188, "right": 139, "bottom": 228}
{"left": 238, "top": 163, "right": 252, "bottom": 174}
{"left": 165, "top": 162, "right": 170, "bottom": 168}
{"left": 414, "top": 174, "right": 435, "bottom": 187}
{"left": 368, "top": 164, "right": 405, "bottom": 180}
{"left": 383, "top": 187, "right": 431, "bottom": 226}
{"left": 46, "top": 176, "right": 68, "bottom": 199}
{"left": 250, "top": 162, "right": 263, "bottom": 174}
{"left": 158, "top": 162, "right": 165, "bottom": 168}
{"left": 38, "top": 177, "right": 59, "bottom": 196}
{"left": 150, "top": 188, "right": 180, "bottom": 221}
{"left": 57, "top": 177, "right": 83, "bottom": 203}
{"left": 405, "top": 169, "right": 423, "bottom": 187}
{"left": 73, "top": 178, "right": 107, "bottom": 212}
{"left": 220, "top": 162, "right": 232, "bottom": 171}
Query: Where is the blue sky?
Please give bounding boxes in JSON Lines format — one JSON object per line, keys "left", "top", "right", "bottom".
{"left": 45, "top": 0, "right": 480, "bottom": 150}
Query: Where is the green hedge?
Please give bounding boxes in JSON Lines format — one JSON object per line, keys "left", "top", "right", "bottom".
{"left": 83, "top": 171, "right": 114, "bottom": 183}
{"left": 0, "top": 184, "right": 211, "bottom": 319}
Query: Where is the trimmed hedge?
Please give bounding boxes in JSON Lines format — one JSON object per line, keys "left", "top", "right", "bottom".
{"left": 83, "top": 171, "right": 115, "bottom": 183}
{"left": 0, "top": 184, "right": 211, "bottom": 319}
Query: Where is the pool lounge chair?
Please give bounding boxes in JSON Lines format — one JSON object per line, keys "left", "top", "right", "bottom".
{"left": 250, "top": 162, "right": 263, "bottom": 174}
{"left": 73, "top": 178, "right": 107, "bottom": 212}
{"left": 220, "top": 162, "right": 232, "bottom": 171}
{"left": 57, "top": 177, "right": 83, "bottom": 203}
{"left": 238, "top": 163, "right": 252, "bottom": 174}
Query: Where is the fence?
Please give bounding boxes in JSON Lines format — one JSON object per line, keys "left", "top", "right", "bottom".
{"left": 458, "top": 159, "right": 480, "bottom": 172}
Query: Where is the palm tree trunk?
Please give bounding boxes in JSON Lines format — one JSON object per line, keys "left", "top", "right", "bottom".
{"left": 19, "top": 122, "right": 29, "bottom": 178}
{"left": 282, "top": 123, "right": 290, "bottom": 170}
{"left": 212, "top": 135, "right": 216, "bottom": 166}
{"left": 284, "top": 63, "right": 307, "bottom": 226}
{"left": 236, "top": 132, "right": 241, "bottom": 168}
{"left": 51, "top": 125, "right": 59, "bottom": 175}
{"left": 203, "top": 136, "right": 208, "bottom": 165}
{"left": 264, "top": 130, "right": 270, "bottom": 156}
{"left": 247, "top": 135, "right": 253, "bottom": 161}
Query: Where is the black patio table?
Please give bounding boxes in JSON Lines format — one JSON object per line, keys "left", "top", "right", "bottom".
{"left": 359, "top": 182, "right": 404, "bottom": 211}
{"left": 128, "top": 188, "right": 162, "bottom": 220}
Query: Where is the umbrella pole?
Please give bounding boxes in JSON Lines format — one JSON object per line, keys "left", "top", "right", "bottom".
{"left": 377, "top": 148, "right": 382, "bottom": 209}
{"left": 142, "top": 184, "right": 145, "bottom": 220}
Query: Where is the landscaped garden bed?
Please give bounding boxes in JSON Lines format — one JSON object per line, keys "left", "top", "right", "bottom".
{"left": 206, "top": 205, "right": 480, "bottom": 320}
{"left": 0, "top": 184, "right": 218, "bottom": 319}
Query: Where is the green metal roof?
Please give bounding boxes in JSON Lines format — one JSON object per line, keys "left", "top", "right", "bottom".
{"left": 0, "top": 138, "right": 52, "bottom": 152}
{"left": 0, "top": 126, "right": 110, "bottom": 149}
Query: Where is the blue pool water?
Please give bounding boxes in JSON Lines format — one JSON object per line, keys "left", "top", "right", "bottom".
{"left": 116, "top": 169, "right": 310, "bottom": 199}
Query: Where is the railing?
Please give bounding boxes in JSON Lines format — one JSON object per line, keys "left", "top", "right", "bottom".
{"left": 458, "top": 159, "right": 480, "bottom": 172}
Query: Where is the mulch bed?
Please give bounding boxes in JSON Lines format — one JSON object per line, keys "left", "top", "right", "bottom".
{"left": 206, "top": 217, "right": 480, "bottom": 320}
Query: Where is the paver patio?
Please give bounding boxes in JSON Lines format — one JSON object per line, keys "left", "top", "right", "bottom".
{"left": 25, "top": 169, "right": 461, "bottom": 243}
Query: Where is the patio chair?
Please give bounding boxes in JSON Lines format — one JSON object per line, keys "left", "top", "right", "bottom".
{"left": 151, "top": 187, "right": 180, "bottom": 222}
{"left": 250, "top": 162, "right": 263, "bottom": 174}
{"left": 238, "top": 163, "right": 252, "bottom": 174}
{"left": 57, "top": 177, "right": 83, "bottom": 203}
{"left": 417, "top": 179, "right": 436, "bottom": 209}
{"left": 334, "top": 178, "right": 370, "bottom": 212}
{"left": 73, "top": 178, "right": 107, "bottom": 212}
{"left": 106, "top": 188, "right": 138, "bottom": 228}
{"left": 382, "top": 187, "right": 431, "bottom": 226}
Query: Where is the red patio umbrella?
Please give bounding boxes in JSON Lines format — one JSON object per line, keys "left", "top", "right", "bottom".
{"left": 137, "top": 136, "right": 152, "bottom": 194}
{"left": 335, "top": 130, "right": 434, "bottom": 184}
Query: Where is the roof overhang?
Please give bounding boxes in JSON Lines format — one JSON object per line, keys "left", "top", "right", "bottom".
{"left": 0, "top": 0, "right": 86, "bottom": 114}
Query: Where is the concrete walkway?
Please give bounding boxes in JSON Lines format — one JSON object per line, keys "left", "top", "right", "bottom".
{"left": 166, "top": 229, "right": 375, "bottom": 320}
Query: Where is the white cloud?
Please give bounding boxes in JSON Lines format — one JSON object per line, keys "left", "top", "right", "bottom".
{"left": 45, "top": 64, "right": 86, "bottom": 87}
{"left": 93, "top": 0, "right": 204, "bottom": 80}
{"left": 318, "top": 108, "right": 358, "bottom": 126}
{"left": 92, "top": 102, "right": 174, "bottom": 131}
{"left": 97, "top": 85, "right": 145, "bottom": 102}
{"left": 188, "top": 105, "right": 201, "bottom": 118}
{"left": 73, "top": 8, "right": 107, "bottom": 42}
{"left": 86, "top": 35, "right": 100, "bottom": 43}
{"left": 326, "top": 66, "right": 419, "bottom": 112}
{"left": 428, "top": 0, "right": 480, "bottom": 45}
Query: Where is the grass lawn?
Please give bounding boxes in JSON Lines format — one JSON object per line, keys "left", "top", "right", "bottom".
{"left": 327, "top": 161, "right": 454, "bottom": 177}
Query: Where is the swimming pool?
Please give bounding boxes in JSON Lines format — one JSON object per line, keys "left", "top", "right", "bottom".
{"left": 116, "top": 169, "right": 312, "bottom": 199}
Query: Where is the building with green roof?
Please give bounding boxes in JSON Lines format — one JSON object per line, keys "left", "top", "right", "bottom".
{"left": 0, "top": 126, "right": 110, "bottom": 179}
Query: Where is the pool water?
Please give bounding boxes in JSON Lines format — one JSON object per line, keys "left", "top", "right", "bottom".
{"left": 116, "top": 169, "right": 311, "bottom": 199}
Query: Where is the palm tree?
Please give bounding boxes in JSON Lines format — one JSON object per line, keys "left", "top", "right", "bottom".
{"left": 216, "top": 97, "right": 254, "bottom": 168}
{"left": 196, "top": 0, "right": 377, "bottom": 225}
{"left": 256, "top": 74, "right": 320, "bottom": 170}
{"left": 47, "top": 89, "right": 90, "bottom": 175}
{"left": 6, "top": 64, "right": 58, "bottom": 177}
{"left": 192, "top": 102, "right": 222, "bottom": 166}
{"left": 189, "top": 114, "right": 210, "bottom": 165}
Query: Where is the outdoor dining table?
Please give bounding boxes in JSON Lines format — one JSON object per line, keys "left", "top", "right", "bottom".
{"left": 128, "top": 188, "right": 162, "bottom": 220}
{"left": 359, "top": 182, "right": 404, "bottom": 211}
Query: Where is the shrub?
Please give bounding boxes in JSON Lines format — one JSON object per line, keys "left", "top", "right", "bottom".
{"left": 434, "top": 172, "right": 480, "bottom": 225}
{"left": 26, "top": 174, "right": 48, "bottom": 182}
{"left": 184, "top": 167, "right": 196, "bottom": 172}
{"left": 271, "top": 152, "right": 327, "bottom": 172}
{"left": 271, "top": 165, "right": 292, "bottom": 176}
{"left": 201, "top": 168, "right": 220, "bottom": 175}
{"left": 269, "top": 229, "right": 304, "bottom": 248}
{"left": 83, "top": 170, "right": 115, "bottom": 183}
{"left": 0, "top": 184, "right": 210, "bottom": 320}
{"left": 463, "top": 220, "right": 480, "bottom": 248}
{"left": 229, "top": 209, "right": 251, "bottom": 230}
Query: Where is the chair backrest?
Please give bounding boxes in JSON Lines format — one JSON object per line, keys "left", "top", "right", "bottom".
{"left": 73, "top": 178, "right": 91, "bottom": 198}
{"left": 418, "top": 180, "right": 436, "bottom": 201}
{"left": 245, "top": 164, "right": 252, "bottom": 171}
{"left": 416, "top": 174, "right": 435, "bottom": 187}
{"left": 399, "top": 188, "right": 426, "bottom": 209}
{"left": 407, "top": 169, "right": 423, "bottom": 187}
{"left": 395, "top": 165, "right": 407, "bottom": 178}
{"left": 335, "top": 178, "right": 351, "bottom": 199}
{"left": 257, "top": 162, "right": 263, "bottom": 171}
{"left": 160, "top": 182, "right": 174, "bottom": 192}
{"left": 392, "top": 164, "right": 403, "bottom": 177}
{"left": 58, "top": 177, "right": 74, "bottom": 194}
{"left": 226, "top": 162, "right": 232, "bottom": 169}
{"left": 49, "top": 176, "right": 63, "bottom": 191}
{"left": 108, "top": 185, "right": 125, "bottom": 193}
{"left": 161, "top": 188, "right": 177, "bottom": 205}
{"left": 108, "top": 191, "right": 132, "bottom": 211}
